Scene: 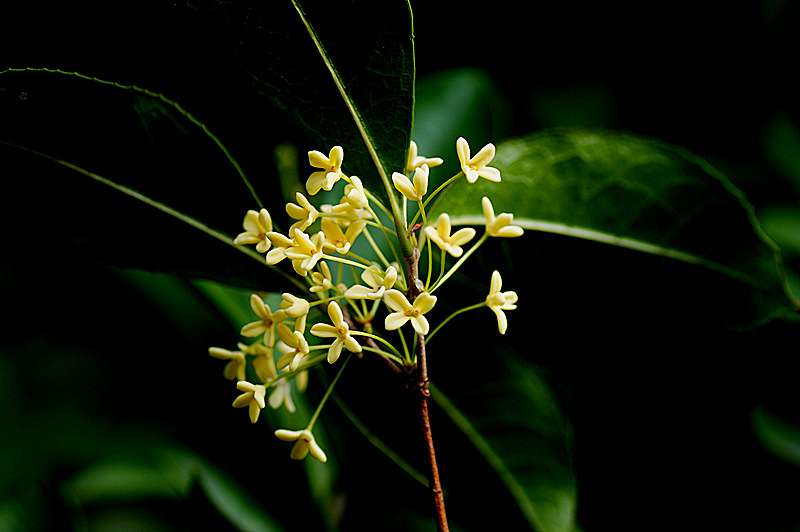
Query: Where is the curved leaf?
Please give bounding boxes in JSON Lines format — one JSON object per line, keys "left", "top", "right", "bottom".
{"left": 432, "top": 128, "right": 799, "bottom": 327}
{"left": 192, "top": 0, "right": 415, "bottom": 204}
{"left": 431, "top": 351, "right": 576, "bottom": 532}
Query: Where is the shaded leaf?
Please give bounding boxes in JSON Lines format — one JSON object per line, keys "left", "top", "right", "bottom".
{"left": 432, "top": 128, "right": 799, "bottom": 328}
{"left": 189, "top": 0, "right": 415, "bottom": 205}
{"left": 431, "top": 351, "right": 576, "bottom": 532}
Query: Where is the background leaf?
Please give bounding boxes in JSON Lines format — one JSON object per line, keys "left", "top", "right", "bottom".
{"left": 432, "top": 127, "right": 799, "bottom": 329}
{"left": 188, "top": 0, "right": 415, "bottom": 203}
{"left": 431, "top": 351, "right": 576, "bottom": 532}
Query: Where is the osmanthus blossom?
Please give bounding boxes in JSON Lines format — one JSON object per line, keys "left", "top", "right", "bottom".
{"left": 424, "top": 213, "right": 476, "bottom": 257}
{"left": 307, "top": 146, "right": 344, "bottom": 195}
{"left": 323, "top": 201, "right": 371, "bottom": 227}
{"left": 384, "top": 289, "right": 437, "bottom": 336}
{"left": 208, "top": 344, "right": 247, "bottom": 381}
{"left": 310, "top": 302, "right": 362, "bottom": 364}
{"left": 485, "top": 270, "right": 518, "bottom": 335}
{"left": 233, "top": 381, "right": 267, "bottom": 423}
{"left": 321, "top": 217, "right": 366, "bottom": 255}
{"left": 268, "top": 380, "right": 296, "bottom": 413}
{"left": 482, "top": 197, "right": 524, "bottom": 238}
{"left": 233, "top": 209, "right": 273, "bottom": 253}
{"left": 275, "top": 323, "right": 311, "bottom": 371}
{"left": 339, "top": 175, "right": 369, "bottom": 210}
{"left": 344, "top": 264, "right": 398, "bottom": 300}
{"left": 456, "top": 137, "right": 501, "bottom": 184}
{"left": 406, "top": 140, "right": 443, "bottom": 172}
{"left": 310, "top": 261, "right": 334, "bottom": 293}
{"left": 286, "top": 192, "right": 319, "bottom": 234}
{"left": 274, "top": 429, "right": 327, "bottom": 462}
{"left": 283, "top": 229, "right": 326, "bottom": 275}
{"left": 240, "top": 294, "right": 287, "bottom": 345}
{"left": 265, "top": 231, "right": 294, "bottom": 265}
{"left": 392, "top": 163, "right": 429, "bottom": 202}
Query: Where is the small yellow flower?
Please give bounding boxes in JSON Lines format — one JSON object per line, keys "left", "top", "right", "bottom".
{"left": 341, "top": 175, "right": 369, "bottom": 210}
{"left": 344, "top": 264, "right": 398, "bottom": 299}
{"left": 310, "top": 261, "right": 334, "bottom": 293}
{"left": 485, "top": 270, "right": 518, "bottom": 335}
{"left": 275, "top": 323, "right": 310, "bottom": 371}
{"left": 286, "top": 192, "right": 319, "bottom": 234}
{"left": 274, "top": 429, "right": 327, "bottom": 462}
{"left": 310, "top": 301, "right": 362, "bottom": 364}
{"left": 324, "top": 202, "right": 372, "bottom": 226}
{"left": 321, "top": 217, "right": 366, "bottom": 255}
{"left": 482, "top": 197, "right": 524, "bottom": 237}
{"left": 456, "top": 137, "right": 501, "bottom": 184}
{"left": 406, "top": 140, "right": 443, "bottom": 172}
{"left": 265, "top": 231, "right": 294, "bottom": 265}
{"left": 392, "top": 163, "right": 429, "bottom": 202}
{"left": 233, "top": 209, "right": 273, "bottom": 253}
{"left": 208, "top": 345, "right": 247, "bottom": 381}
{"left": 424, "top": 213, "right": 476, "bottom": 257}
{"left": 284, "top": 229, "right": 325, "bottom": 275}
{"left": 232, "top": 381, "right": 267, "bottom": 423}
{"left": 267, "top": 380, "right": 296, "bottom": 413}
{"left": 240, "top": 294, "right": 287, "bottom": 346}
{"left": 307, "top": 146, "right": 344, "bottom": 195}
{"left": 384, "top": 289, "right": 437, "bottom": 335}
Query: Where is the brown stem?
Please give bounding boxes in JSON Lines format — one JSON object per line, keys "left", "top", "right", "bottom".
{"left": 404, "top": 246, "right": 449, "bottom": 531}
{"left": 414, "top": 335, "right": 449, "bottom": 532}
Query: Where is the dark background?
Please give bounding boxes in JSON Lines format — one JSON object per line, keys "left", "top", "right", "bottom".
{"left": 2, "top": 1, "right": 800, "bottom": 530}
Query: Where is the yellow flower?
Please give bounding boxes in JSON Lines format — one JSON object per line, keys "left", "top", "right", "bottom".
{"left": 274, "top": 429, "right": 327, "bottom": 462}
{"left": 406, "top": 140, "right": 443, "bottom": 172}
{"left": 310, "top": 261, "right": 334, "bottom": 293}
{"left": 275, "top": 323, "right": 310, "bottom": 371}
{"left": 344, "top": 264, "right": 398, "bottom": 299}
{"left": 233, "top": 209, "right": 273, "bottom": 253}
{"left": 307, "top": 146, "right": 344, "bottom": 195}
{"left": 321, "top": 217, "right": 366, "bottom": 255}
{"left": 265, "top": 231, "right": 294, "bottom": 265}
{"left": 267, "top": 380, "right": 296, "bottom": 413}
{"left": 240, "top": 294, "right": 287, "bottom": 346}
{"left": 424, "top": 213, "right": 476, "bottom": 257}
{"left": 341, "top": 175, "right": 368, "bottom": 210}
{"left": 482, "top": 197, "right": 524, "bottom": 237}
{"left": 208, "top": 345, "right": 247, "bottom": 381}
{"left": 392, "top": 163, "right": 429, "bottom": 202}
{"left": 384, "top": 289, "right": 437, "bottom": 335}
{"left": 485, "top": 270, "right": 518, "bottom": 335}
{"left": 284, "top": 229, "right": 325, "bottom": 275}
{"left": 232, "top": 381, "right": 267, "bottom": 423}
{"left": 310, "top": 302, "right": 362, "bottom": 364}
{"left": 456, "top": 137, "right": 501, "bottom": 184}
{"left": 286, "top": 192, "right": 319, "bottom": 234}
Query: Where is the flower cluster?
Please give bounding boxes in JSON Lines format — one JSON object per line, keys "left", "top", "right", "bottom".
{"left": 209, "top": 137, "right": 523, "bottom": 462}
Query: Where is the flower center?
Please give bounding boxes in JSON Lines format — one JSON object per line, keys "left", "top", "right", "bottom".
{"left": 405, "top": 309, "right": 420, "bottom": 317}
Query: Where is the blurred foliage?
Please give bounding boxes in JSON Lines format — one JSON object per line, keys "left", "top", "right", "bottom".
{"left": 2, "top": 0, "right": 800, "bottom": 531}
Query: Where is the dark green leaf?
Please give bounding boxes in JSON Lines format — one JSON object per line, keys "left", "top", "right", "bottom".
{"left": 431, "top": 351, "right": 576, "bottom": 532}
{"left": 432, "top": 128, "right": 799, "bottom": 328}
{"left": 191, "top": 0, "right": 415, "bottom": 204}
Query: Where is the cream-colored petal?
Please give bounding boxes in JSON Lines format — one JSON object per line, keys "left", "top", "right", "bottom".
{"left": 308, "top": 150, "right": 331, "bottom": 169}
{"left": 413, "top": 292, "right": 438, "bottom": 314}
{"left": 450, "top": 227, "right": 476, "bottom": 246}
{"left": 469, "top": 142, "right": 496, "bottom": 167}
{"left": 478, "top": 166, "right": 501, "bottom": 182}
{"left": 456, "top": 137, "right": 471, "bottom": 169}
{"left": 385, "top": 312, "right": 410, "bottom": 331}
{"left": 327, "top": 339, "right": 343, "bottom": 364}
{"left": 311, "top": 323, "right": 339, "bottom": 338}
{"left": 409, "top": 315, "right": 429, "bottom": 336}
{"left": 383, "top": 289, "right": 411, "bottom": 312}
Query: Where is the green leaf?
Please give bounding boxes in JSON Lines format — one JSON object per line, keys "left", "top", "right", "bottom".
{"left": 431, "top": 352, "right": 577, "bottom": 532}
{"left": 195, "top": 0, "right": 415, "bottom": 204}
{"left": 432, "top": 128, "right": 799, "bottom": 328}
